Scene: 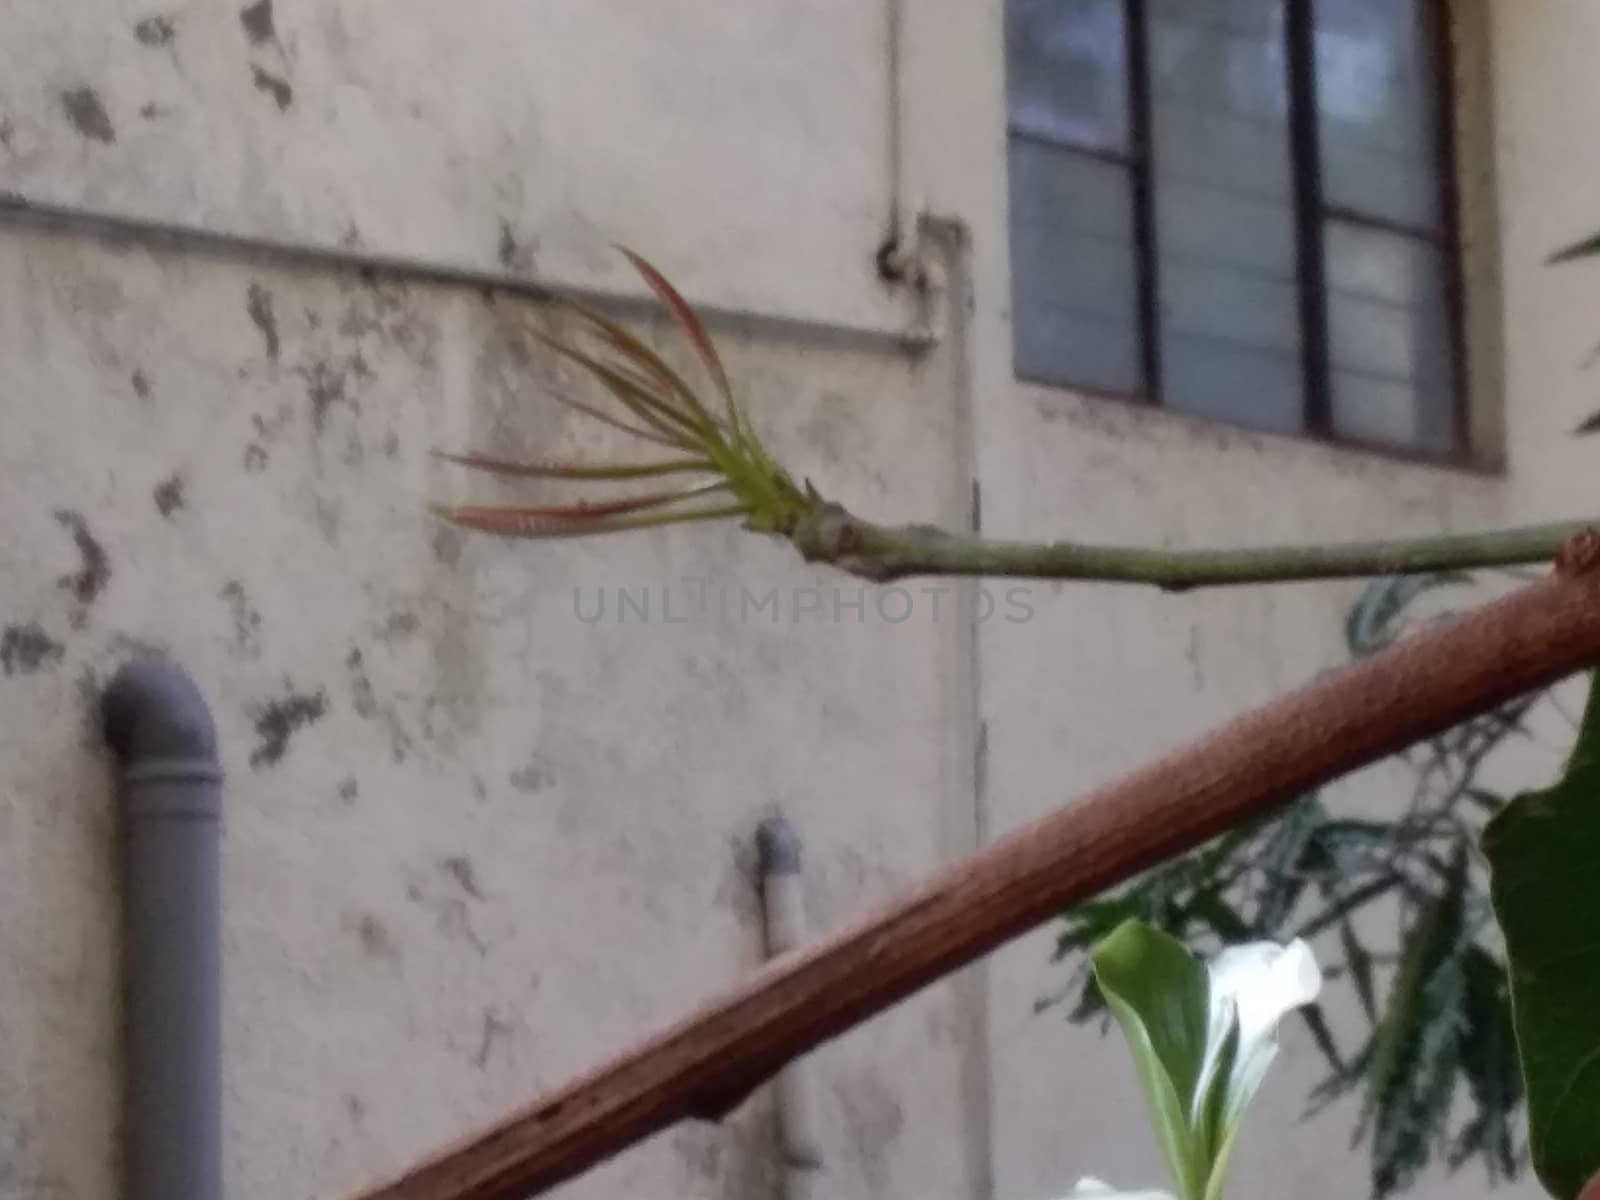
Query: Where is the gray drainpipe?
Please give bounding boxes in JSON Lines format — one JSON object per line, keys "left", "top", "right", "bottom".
{"left": 756, "top": 817, "right": 824, "bottom": 1199}
{"left": 103, "top": 660, "right": 224, "bottom": 1200}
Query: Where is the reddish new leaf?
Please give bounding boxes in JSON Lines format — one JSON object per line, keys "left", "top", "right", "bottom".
{"left": 433, "top": 451, "right": 715, "bottom": 481}
{"left": 618, "top": 246, "right": 732, "bottom": 401}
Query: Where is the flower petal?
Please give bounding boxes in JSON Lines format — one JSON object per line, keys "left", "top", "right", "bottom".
{"left": 1059, "top": 1177, "right": 1177, "bottom": 1200}
{"left": 1208, "top": 938, "right": 1322, "bottom": 1053}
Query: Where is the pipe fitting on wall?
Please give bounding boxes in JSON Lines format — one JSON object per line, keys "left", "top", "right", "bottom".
{"left": 103, "top": 659, "right": 224, "bottom": 1200}
{"left": 756, "top": 817, "right": 825, "bottom": 1188}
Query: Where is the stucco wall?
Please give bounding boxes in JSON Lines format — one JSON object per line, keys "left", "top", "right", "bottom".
{"left": 0, "top": 1, "right": 1593, "bottom": 1199}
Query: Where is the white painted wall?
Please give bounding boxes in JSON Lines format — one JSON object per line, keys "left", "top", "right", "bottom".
{"left": 0, "top": 1, "right": 1591, "bottom": 1198}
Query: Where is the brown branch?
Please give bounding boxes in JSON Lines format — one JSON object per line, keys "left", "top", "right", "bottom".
{"left": 350, "top": 540, "right": 1600, "bottom": 1200}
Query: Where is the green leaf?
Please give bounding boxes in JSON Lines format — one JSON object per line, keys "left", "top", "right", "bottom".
{"left": 1093, "top": 921, "right": 1211, "bottom": 1200}
{"left": 1298, "top": 1003, "right": 1346, "bottom": 1078}
{"left": 1068, "top": 970, "right": 1108, "bottom": 1023}
{"left": 1364, "top": 842, "right": 1471, "bottom": 1199}
{"left": 1450, "top": 948, "right": 1523, "bottom": 1180}
{"left": 1293, "top": 874, "right": 1402, "bottom": 940}
{"left": 1254, "top": 797, "right": 1324, "bottom": 932}
{"left": 1340, "top": 917, "right": 1379, "bottom": 1022}
{"left": 1345, "top": 573, "right": 1469, "bottom": 659}
{"left": 1190, "top": 891, "right": 1251, "bottom": 942}
{"left": 1549, "top": 231, "right": 1600, "bottom": 264}
{"left": 1483, "top": 671, "right": 1600, "bottom": 1200}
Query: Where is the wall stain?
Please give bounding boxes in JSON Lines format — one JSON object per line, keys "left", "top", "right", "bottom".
{"left": 240, "top": 0, "right": 275, "bottom": 44}
{"left": 250, "top": 65, "right": 293, "bottom": 110}
{"left": 440, "top": 855, "right": 484, "bottom": 901}
{"left": 300, "top": 359, "right": 357, "bottom": 434}
{"left": 345, "top": 648, "right": 413, "bottom": 762}
{"left": 219, "top": 580, "right": 262, "bottom": 657}
{"left": 55, "top": 510, "right": 111, "bottom": 606}
{"left": 139, "top": 102, "right": 166, "bottom": 121}
{"left": 497, "top": 221, "right": 536, "bottom": 273}
{"left": 509, "top": 756, "right": 554, "bottom": 794}
{"left": 310, "top": 494, "right": 342, "bottom": 544}
{"left": 431, "top": 525, "right": 465, "bottom": 569}
{"left": 337, "top": 777, "right": 359, "bottom": 802}
{"left": 337, "top": 276, "right": 439, "bottom": 369}
{"left": 249, "top": 687, "right": 327, "bottom": 768}
{"left": 0, "top": 117, "right": 13, "bottom": 149}
{"left": 153, "top": 473, "right": 184, "bottom": 518}
{"left": 378, "top": 611, "right": 420, "bottom": 643}
{"left": 406, "top": 875, "right": 487, "bottom": 954}
{"left": 1, "top": 624, "right": 64, "bottom": 676}
{"left": 346, "top": 648, "right": 377, "bottom": 718}
{"left": 133, "top": 15, "right": 176, "bottom": 46}
{"left": 130, "top": 368, "right": 151, "bottom": 399}
{"left": 340, "top": 432, "right": 364, "bottom": 467}
{"left": 243, "top": 443, "right": 269, "bottom": 473}
{"left": 472, "top": 1009, "right": 515, "bottom": 1069}
{"left": 60, "top": 86, "right": 116, "bottom": 143}
{"left": 354, "top": 912, "right": 400, "bottom": 963}
{"left": 246, "top": 282, "right": 280, "bottom": 360}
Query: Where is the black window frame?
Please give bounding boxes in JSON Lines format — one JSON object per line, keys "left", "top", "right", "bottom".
{"left": 1007, "top": 0, "right": 1471, "bottom": 466}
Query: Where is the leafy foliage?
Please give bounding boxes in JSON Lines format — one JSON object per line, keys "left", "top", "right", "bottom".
{"left": 1484, "top": 672, "right": 1600, "bottom": 1200}
{"left": 1050, "top": 573, "right": 1540, "bottom": 1197}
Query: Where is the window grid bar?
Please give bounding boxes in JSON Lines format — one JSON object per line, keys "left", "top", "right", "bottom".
{"left": 1126, "top": 0, "right": 1162, "bottom": 400}
{"left": 1430, "top": 0, "right": 1471, "bottom": 456}
{"left": 1285, "top": 0, "right": 1334, "bottom": 436}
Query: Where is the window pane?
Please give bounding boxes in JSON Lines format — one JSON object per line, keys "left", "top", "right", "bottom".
{"left": 1149, "top": 11, "right": 1290, "bottom": 122}
{"left": 1330, "top": 373, "right": 1453, "bottom": 453}
{"left": 1160, "top": 335, "right": 1305, "bottom": 434}
{"left": 1011, "top": 134, "right": 1134, "bottom": 242}
{"left": 1015, "top": 306, "right": 1144, "bottom": 394}
{"left": 1156, "top": 181, "right": 1298, "bottom": 275}
{"left": 1149, "top": 104, "right": 1295, "bottom": 203}
{"left": 1149, "top": 0, "right": 1303, "bottom": 430}
{"left": 1009, "top": 142, "right": 1142, "bottom": 392}
{"left": 1149, "top": 0, "right": 1283, "bottom": 34}
{"left": 1325, "top": 219, "right": 1456, "bottom": 449}
{"left": 1315, "top": 0, "right": 1444, "bottom": 229}
{"left": 1006, "top": 0, "right": 1129, "bottom": 151}
{"left": 1161, "top": 260, "right": 1300, "bottom": 355}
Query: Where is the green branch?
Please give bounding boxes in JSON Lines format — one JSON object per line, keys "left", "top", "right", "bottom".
{"left": 434, "top": 251, "right": 1597, "bottom": 593}
{"left": 786, "top": 502, "right": 1595, "bottom": 590}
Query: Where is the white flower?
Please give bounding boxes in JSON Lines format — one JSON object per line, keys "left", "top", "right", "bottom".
{"left": 1197, "top": 938, "right": 1323, "bottom": 1128}
{"left": 1060, "top": 1176, "right": 1175, "bottom": 1200}
{"left": 1078, "top": 922, "right": 1323, "bottom": 1200}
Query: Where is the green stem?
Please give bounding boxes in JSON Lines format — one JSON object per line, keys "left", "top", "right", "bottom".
{"left": 787, "top": 502, "right": 1596, "bottom": 591}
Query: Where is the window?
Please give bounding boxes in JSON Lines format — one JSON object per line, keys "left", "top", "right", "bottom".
{"left": 1006, "top": 0, "right": 1465, "bottom": 458}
